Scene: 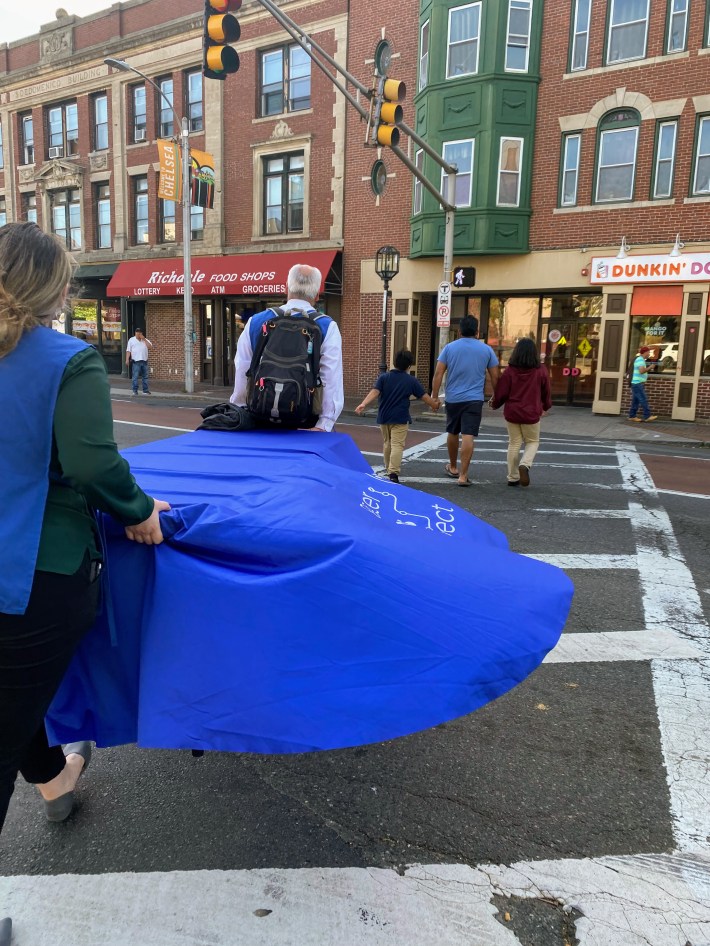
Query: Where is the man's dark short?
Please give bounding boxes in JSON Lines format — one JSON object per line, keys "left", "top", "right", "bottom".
{"left": 445, "top": 400, "right": 483, "bottom": 436}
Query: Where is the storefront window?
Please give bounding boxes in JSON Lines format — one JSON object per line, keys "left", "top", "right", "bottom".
{"left": 702, "top": 316, "right": 710, "bottom": 375}
{"left": 101, "top": 301, "right": 123, "bottom": 372}
{"left": 544, "top": 294, "right": 602, "bottom": 320}
{"left": 629, "top": 315, "right": 680, "bottom": 376}
{"left": 488, "top": 297, "right": 539, "bottom": 365}
{"left": 71, "top": 300, "right": 99, "bottom": 345}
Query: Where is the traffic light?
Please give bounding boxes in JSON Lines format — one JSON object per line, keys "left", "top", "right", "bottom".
{"left": 203, "top": 0, "right": 241, "bottom": 80}
{"left": 371, "top": 76, "right": 405, "bottom": 147}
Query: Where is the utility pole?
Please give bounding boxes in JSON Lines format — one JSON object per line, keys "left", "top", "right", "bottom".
{"left": 253, "top": 0, "right": 457, "bottom": 354}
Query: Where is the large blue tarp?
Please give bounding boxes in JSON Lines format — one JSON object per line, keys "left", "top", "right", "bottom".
{"left": 46, "top": 431, "right": 573, "bottom": 754}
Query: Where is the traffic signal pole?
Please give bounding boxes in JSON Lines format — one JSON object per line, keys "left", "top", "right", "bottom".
{"left": 253, "top": 0, "right": 457, "bottom": 353}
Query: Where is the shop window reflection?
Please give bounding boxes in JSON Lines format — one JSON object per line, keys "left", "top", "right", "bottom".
{"left": 629, "top": 316, "right": 680, "bottom": 376}
{"left": 703, "top": 316, "right": 710, "bottom": 375}
{"left": 488, "top": 297, "right": 539, "bottom": 365}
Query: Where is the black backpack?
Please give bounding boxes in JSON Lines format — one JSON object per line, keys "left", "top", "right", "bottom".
{"left": 246, "top": 307, "right": 325, "bottom": 428}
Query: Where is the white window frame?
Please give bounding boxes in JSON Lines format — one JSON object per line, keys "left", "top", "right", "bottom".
{"left": 595, "top": 125, "right": 639, "bottom": 202}
{"left": 96, "top": 183, "right": 112, "bottom": 249}
{"left": 446, "top": 2, "right": 481, "bottom": 80}
{"left": 561, "top": 133, "right": 581, "bottom": 206}
{"left": 570, "top": 0, "right": 592, "bottom": 71}
{"left": 413, "top": 149, "right": 424, "bottom": 214}
{"left": 21, "top": 115, "right": 34, "bottom": 165}
{"left": 0, "top": 121, "right": 3, "bottom": 170}
{"left": 606, "top": 0, "right": 649, "bottom": 64}
{"left": 497, "top": 136, "right": 524, "bottom": 206}
{"left": 653, "top": 121, "right": 677, "bottom": 198}
{"left": 251, "top": 136, "right": 311, "bottom": 241}
{"left": 419, "top": 20, "right": 430, "bottom": 91}
{"left": 666, "top": 0, "right": 688, "bottom": 53}
{"left": 441, "top": 139, "right": 475, "bottom": 208}
{"left": 692, "top": 116, "right": 710, "bottom": 195}
{"left": 505, "top": 0, "right": 533, "bottom": 73}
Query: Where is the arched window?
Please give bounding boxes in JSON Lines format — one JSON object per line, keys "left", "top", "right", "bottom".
{"left": 595, "top": 109, "right": 640, "bottom": 203}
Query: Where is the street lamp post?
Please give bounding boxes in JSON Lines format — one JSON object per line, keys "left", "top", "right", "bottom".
{"left": 374, "top": 245, "right": 400, "bottom": 374}
{"left": 105, "top": 57, "right": 195, "bottom": 393}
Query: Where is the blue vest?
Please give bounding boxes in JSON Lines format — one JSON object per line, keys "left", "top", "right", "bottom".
{"left": 248, "top": 307, "right": 332, "bottom": 350}
{"left": 0, "top": 327, "right": 87, "bottom": 614}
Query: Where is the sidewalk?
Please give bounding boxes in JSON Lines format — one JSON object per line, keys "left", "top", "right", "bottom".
{"left": 110, "top": 377, "right": 710, "bottom": 447}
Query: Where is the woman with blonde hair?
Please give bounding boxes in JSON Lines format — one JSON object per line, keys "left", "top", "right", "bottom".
{"left": 0, "top": 222, "right": 170, "bottom": 842}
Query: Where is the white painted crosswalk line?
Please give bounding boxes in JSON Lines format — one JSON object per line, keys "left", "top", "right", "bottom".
{"left": 545, "top": 630, "right": 702, "bottom": 663}
{"left": 4, "top": 856, "right": 708, "bottom": 946}
{"left": 535, "top": 508, "right": 633, "bottom": 518}
{"left": 527, "top": 553, "right": 638, "bottom": 569}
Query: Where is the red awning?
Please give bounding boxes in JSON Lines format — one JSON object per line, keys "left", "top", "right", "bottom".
{"left": 106, "top": 250, "right": 338, "bottom": 298}
{"left": 630, "top": 285, "right": 683, "bottom": 317}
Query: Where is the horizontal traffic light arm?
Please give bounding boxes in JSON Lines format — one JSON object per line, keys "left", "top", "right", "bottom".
{"left": 252, "top": 0, "right": 457, "bottom": 206}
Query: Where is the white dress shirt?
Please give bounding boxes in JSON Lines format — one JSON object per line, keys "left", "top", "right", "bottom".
{"left": 230, "top": 299, "right": 344, "bottom": 431}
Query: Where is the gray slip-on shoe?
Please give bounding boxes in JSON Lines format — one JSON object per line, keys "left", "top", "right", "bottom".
{"left": 43, "top": 742, "right": 92, "bottom": 823}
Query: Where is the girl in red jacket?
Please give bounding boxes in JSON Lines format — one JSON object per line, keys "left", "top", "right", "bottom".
{"left": 490, "top": 338, "right": 552, "bottom": 487}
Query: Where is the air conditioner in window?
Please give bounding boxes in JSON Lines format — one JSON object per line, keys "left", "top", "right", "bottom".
{"left": 134, "top": 129, "right": 147, "bottom": 142}
{"left": 48, "top": 146, "right": 64, "bottom": 159}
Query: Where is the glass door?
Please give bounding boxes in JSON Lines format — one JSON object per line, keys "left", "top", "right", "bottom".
{"left": 200, "top": 302, "right": 214, "bottom": 383}
{"left": 542, "top": 320, "right": 600, "bottom": 405}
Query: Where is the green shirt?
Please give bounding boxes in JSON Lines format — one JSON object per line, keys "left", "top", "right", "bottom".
{"left": 38, "top": 347, "right": 154, "bottom": 574}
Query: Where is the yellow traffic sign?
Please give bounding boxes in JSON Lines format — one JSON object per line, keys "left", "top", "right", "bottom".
{"left": 557, "top": 335, "right": 567, "bottom": 346}
{"left": 578, "top": 338, "right": 592, "bottom": 357}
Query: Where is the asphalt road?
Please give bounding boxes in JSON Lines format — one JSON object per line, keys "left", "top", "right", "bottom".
{"left": 2, "top": 399, "right": 709, "bottom": 946}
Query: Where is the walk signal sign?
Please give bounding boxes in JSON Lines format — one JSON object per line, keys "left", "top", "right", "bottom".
{"left": 370, "top": 76, "right": 406, "bottom": 148}
{"left": 453, "top": 266, "right": 476, "bottom": 288}
{"left": 203, "top": 0, "right": 241, "bottom": 80}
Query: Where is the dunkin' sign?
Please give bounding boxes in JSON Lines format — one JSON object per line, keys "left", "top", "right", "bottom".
{"left": 591, "top": 253, "right": 710, "bottom": 284}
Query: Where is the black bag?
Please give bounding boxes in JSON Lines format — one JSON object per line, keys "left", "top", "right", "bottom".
{"left": 246, "top": 307, "right": 325, "bottom": 428}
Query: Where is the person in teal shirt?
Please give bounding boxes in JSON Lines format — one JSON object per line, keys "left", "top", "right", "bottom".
{"left": 629, "top": 344, "right": 658, "bottom": 422}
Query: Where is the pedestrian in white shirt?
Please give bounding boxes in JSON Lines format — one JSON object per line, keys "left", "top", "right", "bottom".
{"left": 126, "top": 328, "right": 153, "bottom": 395}
{"left": 230, "top": 264, "right": 344, "bottom": 431}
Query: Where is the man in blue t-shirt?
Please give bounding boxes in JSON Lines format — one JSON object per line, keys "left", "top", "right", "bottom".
{"left": 355, "top": 350, "right": 440, "bottom": 483}
{"left": 431, "top": 315, "right": 499, "bottom": 487}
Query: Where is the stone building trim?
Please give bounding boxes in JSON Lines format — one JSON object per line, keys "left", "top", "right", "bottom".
{"left": 559, "top": 92, "right": 687, "bottom": 132}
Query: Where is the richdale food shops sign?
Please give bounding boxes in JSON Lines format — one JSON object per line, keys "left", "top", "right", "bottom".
{"left": 136, "top": 267, "right": 285, "bottom": 296}
{"left": 591, "top": 252, "right": 710, "bottom": 284}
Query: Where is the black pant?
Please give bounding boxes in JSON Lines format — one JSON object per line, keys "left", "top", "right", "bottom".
{"left": 0, "top": 561, "right": 99, "bottom": 832}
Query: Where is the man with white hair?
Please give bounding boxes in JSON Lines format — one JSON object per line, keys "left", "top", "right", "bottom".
{"left": 230, "top": 264, "right": 344, "bottom": 431}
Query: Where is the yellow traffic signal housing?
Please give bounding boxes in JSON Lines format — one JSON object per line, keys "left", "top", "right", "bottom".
{"left": 204, "top": 0, "right": 241, "bottom": 80}
{"left": 372, "top": 77, "right": 405, "bottom": 148}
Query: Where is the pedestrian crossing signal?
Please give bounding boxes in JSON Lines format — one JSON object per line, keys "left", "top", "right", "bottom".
{"left": 453, "top": 266, "right": 476, "bottom": 288}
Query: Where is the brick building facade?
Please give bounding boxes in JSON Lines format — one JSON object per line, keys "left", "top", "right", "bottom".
{"left": 2, "top": 0, "right": 710, "bottom": 419}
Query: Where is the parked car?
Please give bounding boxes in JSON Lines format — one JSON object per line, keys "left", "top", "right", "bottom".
{"left": 651, "top": 342, "right": 710, "bottom": 370}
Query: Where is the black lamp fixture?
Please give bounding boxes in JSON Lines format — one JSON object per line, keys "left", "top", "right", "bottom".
{"left": 374, "top": 245, "right": 401, "bottom": 373}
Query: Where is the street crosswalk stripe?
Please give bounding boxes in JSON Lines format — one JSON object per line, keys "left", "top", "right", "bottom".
{"left": 534, "top": 508, "right": 633, "bottom": 517}
{"left": 4, "top": 854, "right": 707, "bottom": 946}
{"left": 545, "top": 630, "right": 702, "bottom": 662}
{"left": 404, "top": 458, "right": 619, "bottom": 469}
{"left": 389, "top": 476, "right": 624, "bottom": 488}
{"left": 113, "top": 419, "right": 194, "bottom": 432}
{"left": 526, "top": 553, "right": 638, "bottom": 568}
{"left": 657, "top": 488, "right": 710, "bottom": 500}
{"left": 617, "top": 448, "right": 710, "bottom": 853}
